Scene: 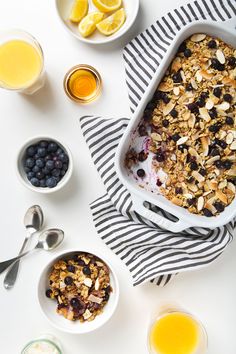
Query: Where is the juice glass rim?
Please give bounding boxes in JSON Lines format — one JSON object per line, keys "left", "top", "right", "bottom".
{"left": 0, "top": 28, "right": 44, "bottom": 91}
{"left": 21, "top": 338, "right": 62, "bottom": 354}
{"left": 147, "top": 309, "right": 208, "bottom": 354}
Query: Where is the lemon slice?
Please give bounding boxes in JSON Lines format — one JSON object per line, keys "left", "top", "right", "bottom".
{"left": 78, "top": 12, "right": 105, "bottom": 37}
{"left": 96, "top": 8, "right": 126, "bottom": 36}
{"left": 69, "top": 0, "right": 89, "bottom": 23}
{"left": 92, "top": 0, "right": 122, "bottom": 13}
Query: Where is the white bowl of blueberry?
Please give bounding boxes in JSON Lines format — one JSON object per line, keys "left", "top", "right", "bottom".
{"left": 17, "top": 136, "right": 73, "bottom": 193}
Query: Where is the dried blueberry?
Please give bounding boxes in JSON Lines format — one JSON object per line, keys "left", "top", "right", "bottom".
{"left": 172, "top": 70, "right": 182, "bottom": 83}
{"left": 209, "top": 123, "right": 221, "bottom": 133}
{"left": 214, "top": 202, "right": 225, "bottom": 213}
{"left": 210, "top": 147, "right": 220, "bottom": 156}
{"left": 172, "top": 133, "right": 180, "bottom": 142}
{"left": 162, "top": 119, "right": 169, "bottom": 127}
{"left": 196, "top": 97, "right": 205, "bottom": 108}
{"left": 228, "top": 56, "right": 236, "bottom": 68}
{"left": 178, "top": 41, "right": 187, "bottom": 52}
{"left": 156, "top": 152, "right": 165, "bottom": 162}
{"left": 223, "top": 93, "right": 232, "bottom": 103}
{"left": 187, "top": 198, "right": 197, "bottom": 206}
{"left": 45, "top": 289, "right": 52, "bottom": 298}
{"left": 137, "top": 169, "right": 146, "bottom": 177}
{"left": 190, "top": 161, "right": 198, "bottom": 171}
{"left": 178, "top": 144, "right": 188, "bottom": 152}
{"left": 186, "top": 83, "right": 193, "bottom": 91}
{"left": 175, "top": 187, "right": 183, "bottom": 194}
{"left": 202, "top": 208, "right": 213, "bottom": 217}
{"left": 211, "top": 58, "right": 225, "bottom": 71}
{"left": 225, "top": 116, "right": 234, "bottom": 125}
{"left": 200, "top": 91, "right": 209, "bottom": 100}
{"left": 138, "top": 151, "right": 148, "bottom": 162}
{"left": 67, "top": 265, "right": 75, "bottom": 273}
{"left": 162, "top": 93, "right": 170, "bottom": 104}
{"left": 83, "top": 266, "right": 91, "bottom": 275}
{"left": 64, "top": 276, "right": 73, "bottom": 285}
{"left": 104, "top": 293, "right": 110, "bottom": 301}
{"left": 156, "top": 179, "right": 162, "bottom": 187}
{"left": 208, "top": 40, "right": 217, "bottom": 49}
{"left": 184, "top": 48, "right": 192, "bottom": 58}
{"left": 187, "top": 102, "right": 199, "bottom": 114}
{"left": 213, "top": 87, "right": 222, "bottom": 98}
{"left": 146, "top": 100, "right": 156, "bottom": 110}
{"left": 199, "top": 168, "right": 207, "bottom": 176}
{"left": 70, "top": 298, "right": 80, "bottom": 308}
{"left": 223, "top": 160, "right": 232, "bottom": 170}
{"left": 214, "top": 160, "right": 224, "bottom": 169}
{"left": 138, "top": 125, "right": 147, "bottom": 136}
{"left": 170, "top": 109, "right": 178, "bottom": 118}
{"left": 208, "top": 107, "right": 217, "bottom": 119}
{"left": 143, "top": 109, "right": 153, "bottom": 122}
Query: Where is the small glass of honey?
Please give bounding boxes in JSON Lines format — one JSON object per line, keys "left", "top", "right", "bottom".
{"left": 63, "top": 64, "right": 101, "bottom": 103}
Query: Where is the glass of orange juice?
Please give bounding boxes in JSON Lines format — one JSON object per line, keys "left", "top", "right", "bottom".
{"left": 148, "top": 307, "right": 208, "bottom": 354}
{"left": 0, "top": 30, "right": 45, "bottom": 94}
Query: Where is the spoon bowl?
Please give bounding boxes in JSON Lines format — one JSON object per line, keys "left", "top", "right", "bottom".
{"left": 37, "top": 229, "right": 64, "bottom": 251}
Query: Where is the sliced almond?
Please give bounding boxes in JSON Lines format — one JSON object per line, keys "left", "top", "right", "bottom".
{"left": 205, "top": 99, "right": 214, "bottom": 110}
{"left": 205, "top": 202, "right": 217, "bottom": 215}
{"left": 180, "top": 70, "right": 186, "bottom": 82}
{"left": 222, "top": 77, "right": 236, "bottom": 88}
{"left": 171, "top": 196, "right": 183, "bottom": 206}
{"left": 199, "top": 107, "right": 211, "bottom": 122}
{"left": 184, "top": 193, "right": 193, "bottom": 199}
{"left": 218, "top": 180, "right": 227, "bottom": 189}
{"left": 226, "top": 133, "right": 234, "bottom": 145}
{"left": 173, "top": 86, "right": 180, "bottom": 96}
{"left": 191, "top": 33, "right": 206, "bottom": 42}
{"left": 190, "top": 78, "right": 198, "bottom": 90}
{"left": 171, "top": 57, "right": 181, "bottom": 72}
{"left": 227, "top": 167, "right": 236, "bottom": 176}
{"left": 177, "top": 136, "right": 189, "bottom": 145}
{"left": 83, "top": 309, "right": 92, "bottom": 320}
{"left": 200, "top": 136, "right": 209, "bottom": 156}
{"left": 83, "top": 278, "right": 92, "bottom": 287}
{"left": 216, "top": 49, "right": 225, "bottom": 64}
{"left": 196, "top": 70, "right": 202, "bottom": 82}
{"left": 227, "top": 182, "right": 236, "bottom": 194}
{"left": 200, "top": 70, "right": 213, "bottom": 80}
{"left": 188, "top": 115, "right": 196, "bottom": 128}
{"left": 95, "top": 278, "right": 100, "bottom": 291}
{"left": 219, "top": 130, "right": 227, "bottom": 140}
{"left": 206, "top": 155, "right": 220, "bottom": 165}
{"left": 88, "top": 294, "right": 103, "bottom": 304}
{"left": 216, "top": 190, "right": 228, "bottom": 204}
{"left": 159, "top": 82, "right": 172, "bottom": 92}
{"left": 208, "top": 180, "right": 218, "bottom": 190}
{"left": 197, "top": 196, "right": 204, "bottom": 211}
{"left": 187, "top": 183, "right": 198, "bottom": 193}
{"left": 192, "top": 171, "right": 205, "bottom": 183}
{"left": 216, "top": 102, "right": 230, "bottom": 111}
{"left": 170, "top": 153, "right": 177, "bottom": 161}
{"left": 151, "top": 133, "right": 162, "bottom": 142}
{"left": 230, "top": 141, "right": 236, "bottom": 150}
{"left": 163, "top": 101, "right": 175, "bottom": 116}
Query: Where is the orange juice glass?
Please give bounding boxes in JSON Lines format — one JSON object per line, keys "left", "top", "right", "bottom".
{"left": 148, "top": 308, "right": 207, "bottom": 354}
{"left": 0, "top": 30, "right": 45, "bottom": 94}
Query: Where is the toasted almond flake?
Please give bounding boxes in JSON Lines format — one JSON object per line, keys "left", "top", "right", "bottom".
{"left": 190, "top": 78, "right": 198, "bottom": 90}
{"left": 215, "top": 190, "right": 228, "bottom": 204}
{"left": 96, "top": 261, "right": 104, "bottom": 267}
{"left": 219, "top": 130, "right": 227, "bottom": 140}
{"left": 170, "top": 154, "right": 177, "bottom": 161}
{"left": 192, "top": 171, "right": 205, "bottom": 183}
{"left": 197, "top": 196, "right": 204, "bottom": 211}
{"left": 216, "top": 49, "right": 225, "bottom": 64}
{"left": 228, "top": 130, "right": 236, "bottom": 139}
{"left": 177, "top": 136, "right": 189, "bottom": 145}
{"left": 171, "top": 196, "right": 183, "bottom": 206}
{"left": 228, "top": 182, "right": 236, "bottom": 194}
{"left": 171, "top": 57, "right": 181, "bottom": 72}
{"left": 151, "top": 133, "right": 162, "bottom": 142}
{"left": 205, "top": 99, "right": 214, "bottom": 110}
{"left": 200, "top": 70, "right": 213, "bottom": 80}
{"left": 173, "top": 87, "right": 180, "bottom": 95}
{"left": 88, "top": 294, "right": 103, "bottom": 304}
{"left": 191, "top": 33, "right": 206, "bottom": 42}
{"left": 199, "top": 107, "right": 211, "bottom": 122}
{"left": 200, "top": 136, "right": 209, "bottom": 156}
{"left": 159, "top": 82, "right": 172, "bottom": 92}
{"left": 203, "top": 191, "right": 212, "bottom": 196}
{"left": 187, "top": 183, "right": 198, "bottom": 193}
{"left": 184, "top": 193, "right": 193, "bottom": 199}
{"left": 216, "top": 102, "right": 230, "bottom": 111}
{"left": 196, "top": 70, "right": 202, "bottom": 82}
{"left": 227, "top": 167, "right": 236, "bottom": 176}
{"left": 83, "top": 309, "right": 92, "bottom": 320}
{"left": 83, "top": 278, "right": 92, "bottom": 287}
{"left": 180, "top": 70, "right": 186, "bottom": 82}
{"left": 163, "top": 101, "right": 175, "bottom": 116}
{"left": 230, "top": 141, "right": 236, "bottom": 150}
{"left": 219, "top": 180, "right": 227, "bottom": 189}
{"left": 226, "top": 132, "right": 234, "bottom": 145}
{"left": 208, "top": 180, "right": 218, "bottom": 190}
{"left": 188, "top": 115, "right": 196, "bottom": 128}
{"left": 95, "top": 278, "right": 100, "bottom": 291}
{"left": 206, "top": 155, "right": 220, "bottom": 165}
{"left": 222, "top": 77, "right": 236, "bottom": 88}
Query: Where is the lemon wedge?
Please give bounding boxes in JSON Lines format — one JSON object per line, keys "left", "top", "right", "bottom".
{"left": 96, "top": 8, "right": 126, "bottom": 36}
{"left": 69, "top": 0, "right": 89, "bottom": 23}
{"left": 78, "top": 12, "right": 105, "bottom": 37}
{"left": 92, "top": 0, "right": 122, "bottom": 13}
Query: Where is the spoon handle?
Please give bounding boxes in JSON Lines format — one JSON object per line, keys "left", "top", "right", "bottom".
{"left": 0, "top": 250, "right": 32, "bottom": 275}
{"left": 3, "top": 233, "right": 33, "bottom": 289}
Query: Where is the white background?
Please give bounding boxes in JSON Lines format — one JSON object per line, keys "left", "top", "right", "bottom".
{"left": 0, "top": 0, "right": 235, "bottom": 353}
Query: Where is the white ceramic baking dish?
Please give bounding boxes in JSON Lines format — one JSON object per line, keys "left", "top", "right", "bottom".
{"left": 115, "top": 19, "right": 236, "bottom": 232}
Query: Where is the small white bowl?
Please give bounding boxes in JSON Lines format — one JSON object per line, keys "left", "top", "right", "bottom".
{"left": 38, "top": 249, "right": 119, "bottom": 334}
{"left": 55, "top": 0, "right": 140, "bottom": 45}
{"left": 16, "top": 136, "right": 73, "bottom": 194}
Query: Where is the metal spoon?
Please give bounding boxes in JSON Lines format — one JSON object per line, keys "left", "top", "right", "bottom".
{"left": 4, "top": 205, "right": 44, "bottom": 290}
{"left": 0, "top": 229, "right": 64, "bottom": 275}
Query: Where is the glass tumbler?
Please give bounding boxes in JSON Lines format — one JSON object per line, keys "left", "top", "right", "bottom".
{"left": 21, "top": 334, "right": 62, "bottom": 354}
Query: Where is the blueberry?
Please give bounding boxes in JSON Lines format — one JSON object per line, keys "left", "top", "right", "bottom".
{"left": 40, "top": 179, "right": 46, "bottom": 187}
{"left": 209, "top": 107, "right": 217, "bottom": 119}
{"left": 56, "top": 148, "right": 63, "bottom": 156}
{"left": 211, "top": 58, "right": 225, "bottom": 71}
{"left": 32, "top": 165, "right": 40, "bottom": 173}
{"left": 202, "top": 208, "right": 213, "bottom": 217}
{"left": 37, "top": 147, "right": 47, "bottom": 157}
{"left": 138, "top": 125, "right": 147, "bottom": 136}
{"left": 209, "top": 123, "right": 221, "bottom": 133}
{"left": 70, "top": 298, "right": 80, "bottom": 308}
{"left": 172, "top": 133, "right": 180, "bottom": 142}
{"left": 45, "top": 289, "right": 52, "bottom": 298}
{"left": 103, "top": 293, "right": 110, "bottom": 302}
{"left": 52, "top": 169, "right": 61, "bottom": 177}
{"left": 46, "top": 177, "right": 57, "bottom": 188}
{"left": 186, "top": 83, "right": 193, "bottom": 91}
{"left": 30, "top": 177, "right": 40, "bottom": 187}
{"left": 34, "top": 154, "right": 40, "bottom": 160}
{"left": 208, "top": 40, "right": 217, "bottom": 49}
{"left": 223, "top": 160, "right": 232, "bottom": 170}
{"left": 36, "top": 171, "right": 45, "bottom": 180}
{"left": 27, "top": 171, "right": 35, "bottom": 180}
{"left": 162, "top": 119, "right": 169, "bottom": 127}
{"left": 172, "top": 70, "right": 182, "bottom": 83}
{"left": 178, "top": 41, "right": 187, "bottom": 52}
{"left": 45, "top": 154, "right": 52, "bottom": 161}
{"left": 59, "top": 153, "right": 69, "bottom": 163}
{"left": 48, "top": 142, "right": 58, "bottom": 153}
{"left": 83, "top": 266, "right": 91, "bottom": 275}
{"left": 39, "top": 140, "right": 48, "bottom": 148}
{"left": 214, "top": 201, "right": 225, "bottom": 213}
{"left": 54, "top": 160, "right": 63, "bottom": 169}
{"left": 67, "top": 265, "right": 75, "bottom": 273}
{"left": 36, "top": 158, "right": 45, "bottom": 168}
{"left": 138, "top": 151, "right": 148, "bottom": 162}
{"left": 170, "top": 109, "right": 178, "bottom": 118}
{"left": 26, "top": 145, "right": 36, "bottom": 157}
{"left": 137, "top": 168, "right": 146, "bottom": 177}
{"left": 60, "top": 170, "right": 66, "bottom": 177}
{"left": 213, "top": 87, "right": 222, "bottom": 98}
{"left": 228, "top": 56, "right": 236, "bottom": 68}
{"left": 42, "top": 167, "right": 50, "bottom": 175}
{"left": 225, "top": 116, "right": 234, "bottom": 125}
{"left": 156, "top": 152, "right": 165, "bottom": 162}
{"left": 46, "top": 160, "right": 55, "bottom": 170}
{"left": 190, "top": 161, "right": 198, "bottom": 170}
{"left": 64, "top": 276, "right": 73, "bottom": 285}
{"left": 62, "top": 163, "right": 68, "bottom": 171}
{"left": 223, "top": 93, "right": 232, "bottom": 103}
{"left": 25, "top": 158, "right": 35, "bottom": 168}
{"left": 184, "top": 48, "right": 192, "bottom": 58}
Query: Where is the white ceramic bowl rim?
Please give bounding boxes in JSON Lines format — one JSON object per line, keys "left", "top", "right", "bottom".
{"left": 38, "top": 249, "right": 119, "bottom": 334}
{"left": 16, "top": 135, "right": 73, "bottom": 194}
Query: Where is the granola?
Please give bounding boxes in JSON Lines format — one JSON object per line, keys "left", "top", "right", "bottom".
{"left": 46, "top": 253, "right": 112, "bottom": 322}
{"left": 125, "top": 34, "right": 236, "bottom": 217}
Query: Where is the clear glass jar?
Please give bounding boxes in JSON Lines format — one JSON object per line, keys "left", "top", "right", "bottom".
{"left": 21, "top": 334, "right": 62, "bottom": 354}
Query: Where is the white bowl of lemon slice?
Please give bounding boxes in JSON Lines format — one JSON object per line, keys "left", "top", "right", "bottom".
{"left": 55, "top": 0, "right": 139, "bottom": 44}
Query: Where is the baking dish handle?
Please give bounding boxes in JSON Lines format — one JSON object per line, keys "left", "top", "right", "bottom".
{"left": 132, "top": 195, "right": 191, "bottom": 233}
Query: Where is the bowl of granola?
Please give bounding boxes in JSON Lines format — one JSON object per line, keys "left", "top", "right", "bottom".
{"left": 115, "top": 19, "right": 236, "bottom": 232}
{"left": 38, "top": 250, "right": 119, "bottom": 333}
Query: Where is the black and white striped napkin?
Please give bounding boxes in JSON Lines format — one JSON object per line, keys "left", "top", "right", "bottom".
{"left": 80, "top": 0, "right": 236, "bottom": 287}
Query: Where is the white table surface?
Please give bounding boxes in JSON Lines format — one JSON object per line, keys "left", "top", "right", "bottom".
{"left": 0, "top": 0, "right": 235, "bottom": 353}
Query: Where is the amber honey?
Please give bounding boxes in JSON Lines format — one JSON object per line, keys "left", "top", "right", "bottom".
{"left": 64, "top": 64, "right": 101, "bottom": 103}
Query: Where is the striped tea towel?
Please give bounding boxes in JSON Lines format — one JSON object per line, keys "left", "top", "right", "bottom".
{"left": 80, "top": 0, "right": 236, "bottom": 287}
